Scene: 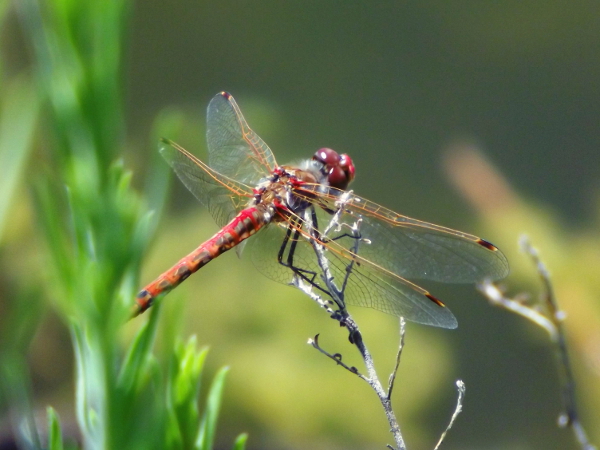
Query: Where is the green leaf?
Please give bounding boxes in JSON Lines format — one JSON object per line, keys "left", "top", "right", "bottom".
{"left": 231, "top": 433, "right": 248, "bottom": 450}
{"left": 71, "top": 323, "right": 108, "bottom": 449}
{"left": 195, "top": 366, "right": 230, "bottom": 450}
{"left": 0, "top": 76, "right": 39, "bottom": 243}
{"left": 117, "top": 303, "right": 161, "bottom": 392}
{"left": 0, "top": 355, "right": 41, "bottom": 449}
{"left": 169, "top": 337, "right": 209, "bottom": 449}
{"left": 47, "top": 407, "right": 64, "bottom": 450}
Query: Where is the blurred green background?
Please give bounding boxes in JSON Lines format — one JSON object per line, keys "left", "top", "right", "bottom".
{"left": 1, "top": 1, "right": 599, "bottom": 449}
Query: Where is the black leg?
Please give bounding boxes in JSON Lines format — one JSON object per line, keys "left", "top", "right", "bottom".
{"left": 277, "top": 216, "right": 331, "bottom": 297}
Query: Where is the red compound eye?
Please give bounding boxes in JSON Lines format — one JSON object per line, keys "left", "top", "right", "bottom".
{"left": 339, "top": 153, "right": 355, "bottom": 183}
{"left": 312, "top": 147, "right": 356, "bottom": 190}
{"left": 313, "top": 148, "right": 340, "bottom": 166}
{"left": 327, "top": 166, "right": 348, "bottom": 190}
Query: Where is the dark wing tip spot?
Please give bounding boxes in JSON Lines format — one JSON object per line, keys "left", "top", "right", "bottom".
{"left": 220, "top": 91, "right": 231, "bottom": 99}
{"left": 426, "top": 292, "right": 446, "bottom": 308}
{"left": 477, "top": 238, "right": 499, "bottom": 251}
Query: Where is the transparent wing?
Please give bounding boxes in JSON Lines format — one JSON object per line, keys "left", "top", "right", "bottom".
{"left": 206, "top": 92, "right": 277, "bottom": 186}
{"left": 245, "top": 210, "right": 458, "bottom": 329}
{"left": 159, "top": 138, "right": 254, "bottom": 228}
{"left": 295, "top": 184, "right": 509, "bottom": 283}
{"left": 243, "top": 181, "right": 510, "bottom": 329}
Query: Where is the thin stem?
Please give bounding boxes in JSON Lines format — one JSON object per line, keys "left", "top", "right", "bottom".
{"left": 294, "top": 203, "right": 406, "bottom": 450}
{"left": 520, "top": 237, "right": 595, "bottom": 450}
{"left": 433, "top": 380, "right": 466, "bottom": 450}
{"left": 308, "top": 334, "right": 363, "bottom": 378}
{"left": 387, "top": 317, "right": 406, "bottom": 400}
{"left": 478, "top": 236, "right": 596, "bottom": 450}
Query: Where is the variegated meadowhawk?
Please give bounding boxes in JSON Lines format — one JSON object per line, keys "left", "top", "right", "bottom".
{"left": 134, "top": 92, "right": 509, "bottom": 328}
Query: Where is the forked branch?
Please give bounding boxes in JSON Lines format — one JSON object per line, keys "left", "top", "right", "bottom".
{"left": 291, "top": 193, "right": 465, "bottom": 449}
{"left": 478, "top": 236, "right": 596, "bottom": 450}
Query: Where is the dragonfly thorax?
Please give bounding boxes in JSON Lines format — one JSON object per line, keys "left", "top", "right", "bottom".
{"left": 251, "top": 165, "right": 324, "bottom": 220}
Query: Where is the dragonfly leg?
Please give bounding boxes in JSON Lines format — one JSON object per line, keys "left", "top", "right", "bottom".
{"left": 277, "top": 219, "right": 334, "bottom": 301}
{"left": 338, "top": 218, "right": 364, "bottom": 297}
{"left": 322, "top": 229, "right": 362, "bottom": 243}
{"left": 306, "top": 207, "right": 363, "bottom": 315}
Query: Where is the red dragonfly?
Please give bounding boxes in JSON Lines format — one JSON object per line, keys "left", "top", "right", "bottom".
{"left": 135, "top": 92, "right": 509, "bottom": 328}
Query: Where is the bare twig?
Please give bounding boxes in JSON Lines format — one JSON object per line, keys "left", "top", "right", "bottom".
{"left": 294, "top": 278, "right": 406, "bottom": 450}
{"left": 293, "top": 199, "right": 406, "bottom": 450}
{"left": 433, "top": 380, "right": 466, "bottom": 450}
{"left": 387, "top": 317, "right": 406, "bottom": 400}
{"left": 291, "top": 274, "right": 337, "bottom": 316}
{"left": 307, "top": 334, "right": 363, "bottom": 377}
{"left": 293, "top": 193, "right": 470, "bottom": 450}
{"left": 478, "top": 281, "right": 557, "bottom": 338}
{"left": 478, "top": 236, "right": 596, "bottom": 450}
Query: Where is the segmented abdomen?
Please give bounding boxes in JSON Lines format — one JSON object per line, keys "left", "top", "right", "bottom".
{"left": 133, "top": 206, "right": 271, "bottom": 316}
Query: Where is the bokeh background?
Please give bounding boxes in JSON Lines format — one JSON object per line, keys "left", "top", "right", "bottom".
{"left": 1, "top": 1, "right": 599, "bottom": 449}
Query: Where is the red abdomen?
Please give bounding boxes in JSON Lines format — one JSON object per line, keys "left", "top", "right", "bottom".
{"left": 133, "top": 206, "right": 271, "bottom": 316}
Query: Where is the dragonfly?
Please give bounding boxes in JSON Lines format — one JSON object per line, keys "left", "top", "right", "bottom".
{"left": 134, "top": 92, "right": 509, "bottom": 328}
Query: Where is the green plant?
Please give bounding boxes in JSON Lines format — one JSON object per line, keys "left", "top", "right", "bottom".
{"left": 0, "top": 0, "right": 245, "bottom": 448}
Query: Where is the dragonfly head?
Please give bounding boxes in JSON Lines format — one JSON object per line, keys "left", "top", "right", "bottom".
{"left": 313, "top": 148, "right": 356, "bottom": 190}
